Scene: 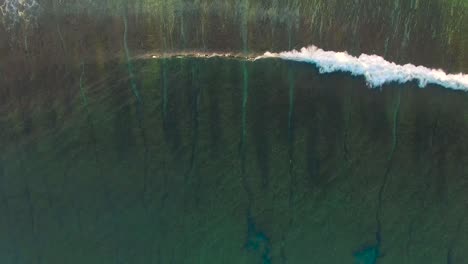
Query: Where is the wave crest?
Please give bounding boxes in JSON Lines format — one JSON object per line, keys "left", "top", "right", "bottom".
{"left": 256, "top": 46, "right": 468, "bottom": 91}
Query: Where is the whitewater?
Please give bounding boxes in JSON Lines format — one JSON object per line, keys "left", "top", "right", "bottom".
{"left": 256, "top": 46, "right": 468, "bottom": 91}
{"left": 149, "top": 46, "right": 468, "bottom": 91}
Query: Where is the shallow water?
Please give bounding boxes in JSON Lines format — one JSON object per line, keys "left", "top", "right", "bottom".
{"left": 1, "top": 57, "right": 468, "bottom": 263}
{"left": 1, "top": 1, "right": 468, "bottom": 263}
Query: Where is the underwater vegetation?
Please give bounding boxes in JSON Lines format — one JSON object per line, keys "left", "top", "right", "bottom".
{"left": 1, "top": 0, "right": 467, "bottom": 74}
{"left": 1, "top": 51, "right": 468, "bottom": 263}
{"left": 0, "top": 0, "right": 467, "bottom": 263}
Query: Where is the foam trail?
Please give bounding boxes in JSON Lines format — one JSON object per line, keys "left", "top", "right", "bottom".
{"left": 256, "top": 46, "right": 468, "bottom": 91}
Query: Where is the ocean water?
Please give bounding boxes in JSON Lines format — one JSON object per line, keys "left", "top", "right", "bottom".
{"left": 1, "top": 1, "right": 468, "bottom": 263}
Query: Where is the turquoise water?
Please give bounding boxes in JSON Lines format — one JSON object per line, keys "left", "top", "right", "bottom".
{"left": 1, "top": 0, "right": 468, "bottom": 263}
{"left": 0, "top": 57, "right": 467, "bottom": 263}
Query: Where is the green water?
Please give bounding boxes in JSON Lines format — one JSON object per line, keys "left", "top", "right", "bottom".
{"left": 1, "top": 57, "right": 468, "bottom": 263}
{"left": 0, "top": 2, "right": 467, "bottom": 262}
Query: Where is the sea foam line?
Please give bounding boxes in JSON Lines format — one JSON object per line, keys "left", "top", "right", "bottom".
{"left": 145, "top": 46, "right": 468, "bottom": 91}
{"left": 255, "top": 46, "right": 468, "bottom": 91}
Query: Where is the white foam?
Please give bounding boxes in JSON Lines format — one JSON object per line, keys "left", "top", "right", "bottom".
{"left": 256, "top": 46, "right": 468, "bottom": 91}
{"left": 0, "top": 0, "right": 40, "bottom": 28}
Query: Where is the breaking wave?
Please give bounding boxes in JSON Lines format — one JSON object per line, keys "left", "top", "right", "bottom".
{"left": 256, "top": 46, "right": 468, "bottom": 91}
{"left": 0, "top": 0, "right": 40, "bottom": 29}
